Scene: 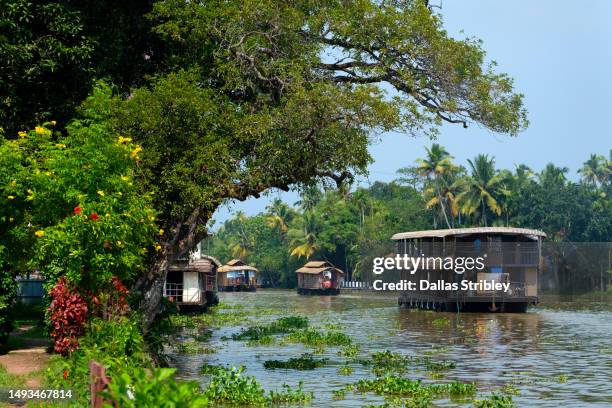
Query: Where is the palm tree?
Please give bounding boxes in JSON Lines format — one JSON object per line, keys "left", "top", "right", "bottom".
{"left": 537, "top": 163, "right": 569, "bottom": 187}
{"left": 288, "top": 211, "right": 320, "bottom": 260}
{"left": 454, "top": 154, "right": 505, "bottom": 227}
{"left": 579, "top": 154, "right": 609, "bottom": 188}
{"left": 266, "top": 198, "right": 293, "bottom": 239}
{"left": 228, "top": 211, "right": 253, "bottom": 259}
{"left": 415, "top": 144, "right": 458, "bottom": 228}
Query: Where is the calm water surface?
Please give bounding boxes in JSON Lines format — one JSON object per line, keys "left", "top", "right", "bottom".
{"left": 170, "top": 290, "right": 612, "bottom": 407}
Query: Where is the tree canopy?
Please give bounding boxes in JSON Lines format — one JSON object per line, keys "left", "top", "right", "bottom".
{"left": 2, "top": 0, "right": 530, "bottom": 326}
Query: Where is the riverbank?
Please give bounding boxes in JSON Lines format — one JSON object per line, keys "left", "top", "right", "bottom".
{"left": 168, "top": 289, "right": 612, "bottom": 407}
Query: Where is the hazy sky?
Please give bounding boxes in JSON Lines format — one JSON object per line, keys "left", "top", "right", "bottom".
{"left": 210, "top": 0, "right": 612, "bottom": 228}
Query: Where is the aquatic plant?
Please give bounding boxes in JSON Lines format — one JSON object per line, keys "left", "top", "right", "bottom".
{"left": 246, "top": 335, "right": 275, "bottom": 346}
{"left": 423, "top": 358, "right": 456, "bottom": 371}
{"left": 353, "top": 376, "right": 475, "bottom": 399}
{"left": 361, "top": 350, "right": 412, "bottom": 375}
{"left": 337, "top": 364, "right": 354, "bottom": 376}
{"left": 200, "top": 363, "right": 226, "bottom": 375}
{"left": 473, "top": 392, "right": 515, "bottom": 408}
{"left": 203, "top": 366, "right": 312, "bottom": 404}
{"left": 268, "top": 383, "right": 313, "bottom": 403}
{"left": 263, "top": 354, "right": 327, "bottom": 370}
{"left": 284, "top": 329, "right": 352, "bottom": 347}
{"left": 204, "top": 366, "right": 267, "bottom": 404}
{"left": 332, "top": 389, "right": 345, "bottom": 400}
{"left": 338, "top": 344, "right": 360, "bottom": 358}
{"left": 174, "top": 340, "right": 215, "bottom": 354}
{"left": 232, "top": 316, "right": 309, "bottom": 341}
{"left": 432, "top": 317, "right": 451, "bottom": 327}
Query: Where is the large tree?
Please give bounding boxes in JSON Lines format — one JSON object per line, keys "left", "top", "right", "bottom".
{"left": 97, "top": 0, "right": 529, "bottom": 327}
{"left": 0, "top": 0, "right": 528, "bottom": 327}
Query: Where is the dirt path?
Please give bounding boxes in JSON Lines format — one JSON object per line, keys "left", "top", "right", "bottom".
{"left": 0, "top": 348, "right": 49, "bottom": 388}
{"left": 0, "top": 325, "right": 51, "bottom": 388}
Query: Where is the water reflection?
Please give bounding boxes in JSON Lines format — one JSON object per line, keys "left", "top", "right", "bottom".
{"left": 171, "top": 290, "right": 612, "bottom": 407}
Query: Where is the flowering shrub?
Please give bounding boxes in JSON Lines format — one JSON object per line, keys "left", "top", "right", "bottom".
{"left": 48, "top": 278, "right": 88, "bottom": 355}
{"left": 89, "top": 276, "right": 130, "bottom": 320}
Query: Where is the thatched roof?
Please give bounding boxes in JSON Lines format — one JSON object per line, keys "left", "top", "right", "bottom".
{"left": 218, "top": 259, "right": 258, "bottom": 273}
{"left": 391, "top": 227, "right": 546, "bottom": 240}
{"left": 169, "top": 254, "right": 221, "bottom": 273}
{"left": 296, "top": 261, "right": 345, "bottom": 275}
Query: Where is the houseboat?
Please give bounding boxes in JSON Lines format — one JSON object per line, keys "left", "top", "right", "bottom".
{"left": 164, "top": 248, "right": 220, "bottom": 313}
{"left": 296, "top": 261, "right": 345, "bottom": 295}
{"left": 217, "top": 259, "right": 258, "bottom": 291}
{"left": 391, "top": 227, "right": 546, "bottom": 312}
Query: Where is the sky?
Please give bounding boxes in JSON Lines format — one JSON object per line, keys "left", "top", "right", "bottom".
{"left": 210, "top": 0, "right": 612, "bottom": 228}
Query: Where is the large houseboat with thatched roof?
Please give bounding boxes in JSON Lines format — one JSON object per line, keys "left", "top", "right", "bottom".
{"left": 296, "top": 261, "right": 345, "bottom": 295}
{"left": 217, "top": 259, "right": 258, "bottom": 291}
{"left": 391, "top": 227, "right": 546, "bottom": 312}
{"left": 164, "top": 246, "right": 220, "bottom": 313}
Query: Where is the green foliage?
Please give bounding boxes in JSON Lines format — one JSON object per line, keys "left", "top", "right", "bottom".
{"left": 432, "top": 317, "right": 451, "bottom": 327}
{"left": 0, "top": 258, "right": 16, "bottom": 350}
{"left": 337, "top": 364, "right": 354, "bottom": 376}
{"left": 101, "top": 367, "right": 209, "bottom": 408}
{"left": 263, "top": 354, "right": 327, "bottom": 370}
{"left": 203, "top": 365, "right": 312, "bottom": 405}
{"left": 354, "top": 376, "right": 475, "bottom": 399}
{"left": 46, "top": 317, "right": 149, "bottom": 404}
{"left": 0, "top": 102, "right": 158, "bottom": 292}
{"left": 0, "top": 1, "right": 92, "bottom": 133}
{"left": 232, "top": 316, "right": 308, "bottom": 341}
{"left": 284, "top": 329, "right": 352, "bottom": 347}
{"left": 209, "top": 145, "right": 610, "bottom": 290}
{"left": 473, "top": 392, "right": 515, "bottom": 408}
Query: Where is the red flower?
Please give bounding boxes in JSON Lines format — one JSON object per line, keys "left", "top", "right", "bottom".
{"left": 73, "top": 205, "right": 82, "bottom": 215}
{"left": 63, "top": 370, "right": 69, "bottom": 379}
{"left": 90, "top": 212, "right": 99, "bottom": 221}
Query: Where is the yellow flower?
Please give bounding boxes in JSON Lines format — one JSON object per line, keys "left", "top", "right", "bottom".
{"left": 120, "top": 175, "right": 129, "bottom": 182}
{"left": 154, "top": 244, "right": 162, "bottom": 252}
{"left": 50, "top": 120, "right": 57, "bottom": 126}
{"left": 18, "top": 131, "right": 27, "bottom": 138}
{"left": 34, "top": 230, "right": 45, "bottom": 238}
{"left": 148, "top": 215, "right": 155, "bottom": 222}
{"left": 97, "top": 190, "right": 105, "bottom": 197}
{"left": 159, "top": 228, "right": 164, "bottom": 236}
{"left": 45, "top": 171, "right": 52, "bottom": 176}
{"left": 116, "top": 240, "right": 123, "bottom": 247}
{"left": 105, "top": 213, "right": 110, "bottom": 218}
{"left": 130, "top": 145, "right": 142, "bottom": 158}
{"left": 55, "top": 143, "right": 66, "bottom": 149}
{"left": 35, "top": 126, "right": 49, "bottom": 136}
{"left": 117, "top": 136, "right": 132, "bottom": 144}
{"left": 7, "top": 195, "right": 15, "bottom": 200}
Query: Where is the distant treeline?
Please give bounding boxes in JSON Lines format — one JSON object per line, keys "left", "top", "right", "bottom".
{"left": 207, "top": 145, "right": 612, "bottom": 289}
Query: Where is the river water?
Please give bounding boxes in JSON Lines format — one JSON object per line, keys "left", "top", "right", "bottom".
{"left": 171, "top": 289, "right": 612, "bottom": 407}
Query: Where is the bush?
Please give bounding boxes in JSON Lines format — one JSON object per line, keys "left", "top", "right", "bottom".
{"left": 46, "top": 317, "right": 149, "bottom": 404}
{"left": 47, "top": 277, "right": 88, "bottom": 355}
{"left": 101, "top": 367, "right": 208, "bottom": 408}
{"left": 0, "top": 265, "right": 16, "bottom": 352}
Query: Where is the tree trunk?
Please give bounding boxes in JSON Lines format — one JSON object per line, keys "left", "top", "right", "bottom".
{"left": 136, "top": 207, "right": 208, "bottom": 331}
{"left": 138, "top": 256, "right": 171, "bottom": 331}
